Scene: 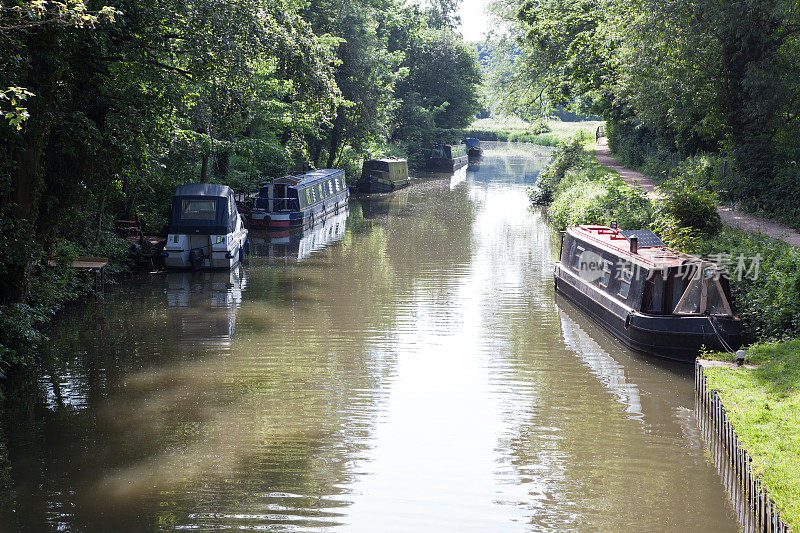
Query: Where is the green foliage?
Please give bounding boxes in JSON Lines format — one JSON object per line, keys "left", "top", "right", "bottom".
{"left": 531, "top": 137, "right": 652, "bottom": 229}
{"left": 546, "top": 172, "right": 653, "bottom": 231}
{"left": 657, "top": 178, "right": 721, "bottom": 235}
{"left": 529, "top": 138, "right": 587, "bottom": 204}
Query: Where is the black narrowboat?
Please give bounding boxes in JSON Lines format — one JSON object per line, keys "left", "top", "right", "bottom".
{"left": 357, "top": 158, "right": 411, "bottom": 194}
{"left": 427, "top": 144, "right": 468, "bottom": 172}
{"left": 554, "top": 225, "right": 741, "bottom": 361}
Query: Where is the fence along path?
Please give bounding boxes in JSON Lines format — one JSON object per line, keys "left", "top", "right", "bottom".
{"left": 593, "top": 137, "right": 800, "bottom": 248}
{"left": 696, "top": 361, "right": 790, "bottom": 533}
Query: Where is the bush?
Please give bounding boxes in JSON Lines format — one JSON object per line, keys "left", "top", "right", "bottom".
{"left": 658, "top": 177, "right": 721, "bottom": 234}
{"left": 529, "top": 139, "right": 587, "bottom": 204}
{"left": 547, "top": 173, "right": 653, "bottom": 230}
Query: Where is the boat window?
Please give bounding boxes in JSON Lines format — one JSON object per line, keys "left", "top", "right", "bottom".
{"left": 674, "top": 264, "right": 733, "bottom": 315}
{"left": 181, "top": 199, "right": 217, "bottom": 220}
{"left": 333, "top": 178, "right": 339, "bottom": 192}
{"left": 228, "top": 195, "right": 237, "bottom": 224}
{"left": 618, "top": 266, "right": 633, "bottom": 299}
{"left": 565, "top": 239, "right": 576, "bottom": 264}
{"left": 328, "top": 180, "right": 334, "bottom": 195}
{"left": 648, "top": 274, "right": 664, "bottom": 312}
{"left": 671, "top": 276, "right": 684, "bottom": 312}
{"left": 599, "top": 260, "right": 613, "bottom": 287}
{"left": 571, "top": 245, "right": 584, "bottom": 270}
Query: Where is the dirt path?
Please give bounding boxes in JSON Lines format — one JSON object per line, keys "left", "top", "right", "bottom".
{"left": 594, "top": 139, "right": 800, "bottom": 247}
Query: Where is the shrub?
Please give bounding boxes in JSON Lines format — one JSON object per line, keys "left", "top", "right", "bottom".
{"left": 658, "top": 177, "right": 721, "bottom": 234}
{"left": 529, "top": 139, "right": 586, "bottom": 205}
{"left": 547, "top": 173, "right": 653, "bottom": 230}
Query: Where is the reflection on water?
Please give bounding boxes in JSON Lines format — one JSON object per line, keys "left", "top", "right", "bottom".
{"left": 250, "top": 206, "right": 350, "bottom": 263}
{"left": 1, "top": 145, "right": 741, "bottom": 531}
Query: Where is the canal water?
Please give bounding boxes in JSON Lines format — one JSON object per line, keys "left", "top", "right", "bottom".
{"left": 0, "top": 143, "right": 741, "bottom": 531}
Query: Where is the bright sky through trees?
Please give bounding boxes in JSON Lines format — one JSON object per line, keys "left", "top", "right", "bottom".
{"left": 458, "top": 0, "right": 489, "bottom": 41}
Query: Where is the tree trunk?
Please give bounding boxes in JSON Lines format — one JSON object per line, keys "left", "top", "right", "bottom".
{"left": 201, "top": 154, "right": 209, "bottom": 181}
{"left": 326, "top": 110, "right": 345, "bottom": 168}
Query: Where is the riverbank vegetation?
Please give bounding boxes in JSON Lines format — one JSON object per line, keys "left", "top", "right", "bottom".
{"left": 703, "top": 341, "right": 800, "bottom": 530}
{"left": 463, "top": 117, "right": 604, "bottom": 146}
{"left": 0, "top": 0, "right": 482, "bottom": 385}
{"left": 490, "top": 0, "right": 800, "bottom": 228}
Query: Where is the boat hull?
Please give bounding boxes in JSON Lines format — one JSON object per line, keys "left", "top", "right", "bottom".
{"left": 554, "top": 263, "right": 741, "bottom": 361}
{"left": 427, "top": 155, "right": 468, "bottom": 172}
{"left": 251, "top": 191, "right": 349, "bottom": 230}
{"left": 164, "top": 229, "right": 249, "bottom": 270}
{"left": 356, "top": 177, "right": 412, "bottom": 194}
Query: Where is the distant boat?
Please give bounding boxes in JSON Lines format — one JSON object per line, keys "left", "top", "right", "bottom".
{"left": 554, "top": 225, "right": 741, "bottom": 361}
{"left": 356, "top": 158, "right": 411, "bottom": 194}
{"left": 163, "top": 184, "right": 249, "bottom": 270}
{"left": 427, "top": 144, "right": 468, "bottom": 172}
{"left": 462, "top": 137, "right": 482, "bottom": 159}
{"left": 250, "top": 169, "right": 349, "bottom": 230}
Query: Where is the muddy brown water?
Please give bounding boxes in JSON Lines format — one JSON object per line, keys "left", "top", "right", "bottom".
{"left": 0, "top": 144, "right": 741, "bottom": 531}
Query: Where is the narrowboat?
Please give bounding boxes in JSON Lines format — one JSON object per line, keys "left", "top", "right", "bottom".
{"left": 163, "top": 184, "right": 249, "bottom": 270}
{"left": 554, "top": 225, "right": 741, "bottom": 361}
{"left": 250, "top": 169, "right": 348, "bottom": 229}
{"left": 357, "top": 158, "right": 411, "bottom": 194}
{"left": 462, "top": 137, "right": 482, "bottom": 159}
{"left": 427, "top": 144, "right": 468, "bottom": 172}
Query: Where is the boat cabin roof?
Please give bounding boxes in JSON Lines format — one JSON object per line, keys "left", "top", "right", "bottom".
{"left": 568, "top": 225, "right": 694, "bottom": 270}
{"left": 273, "top": 169, "right": 343, "bottom": 188}
{"left": 174, "top": 183, "right": 231, "bottom": 198}
{"left": 365, "top": 157, "right": 407, "bottom": 164}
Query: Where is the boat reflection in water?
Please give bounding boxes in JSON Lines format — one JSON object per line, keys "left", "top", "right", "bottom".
{"left": 449, "top": 165, "right": 468, "bottom": 190}
{"left": 249, "top": 205, "right": 350, "bottom": 262}
{"left": 556, "top": 295, "right": 644, "bottom": 422}
{"left": 164, "top": 267, "right": 246, "bottom": 354}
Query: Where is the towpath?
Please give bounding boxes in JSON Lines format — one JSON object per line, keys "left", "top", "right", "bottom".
{"left": 594, "top": 138, "right": 800, "bottom": 248}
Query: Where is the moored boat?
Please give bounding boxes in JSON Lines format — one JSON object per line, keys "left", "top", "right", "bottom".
{"left": 250, "top": 169, "right": 348, "bottom": 230}
{"left": 554, "top": 225, "right": 741, "bottom": 361}
{"left": 357, "top": 158, "right": 411, "bottom": 194}
{"left": 462, "top": 137, "right": 482, "bottom": 159}
{"left": 163, "top": 184, "right": 249, "bottom": 270}
{"left": 427, "top": 144, "right": 468, "bottom": 172}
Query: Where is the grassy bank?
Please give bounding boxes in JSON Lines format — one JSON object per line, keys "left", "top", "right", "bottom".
{"left": 703, "top": 341, "right": 800, "bottom": 530}
{"left": 465, "top": 117, "right": 604, "bottom": 146}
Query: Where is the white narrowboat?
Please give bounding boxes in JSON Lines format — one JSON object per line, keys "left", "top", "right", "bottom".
{"left": 163, "top": 184, "right": 249, "bottom": 270}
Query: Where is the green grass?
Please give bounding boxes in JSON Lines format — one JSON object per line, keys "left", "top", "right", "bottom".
{"left": 466, "top": 117, "right": 605, "bottom": 145}
{"left": 704, "top": 339, "right": 800, "bottom": 530}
